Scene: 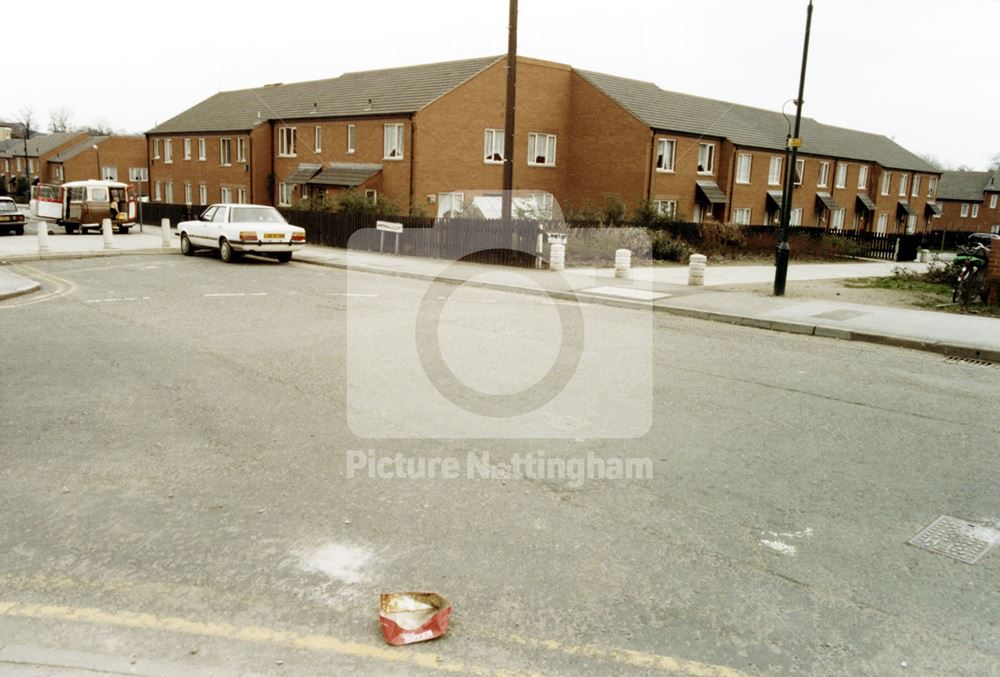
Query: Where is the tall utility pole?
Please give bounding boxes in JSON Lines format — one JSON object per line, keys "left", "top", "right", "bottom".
{"left": 774, "top": 0, "right": 814, "bottom": 297}
{"left": 501, "top": 0, "right": 518, "bottom": 223}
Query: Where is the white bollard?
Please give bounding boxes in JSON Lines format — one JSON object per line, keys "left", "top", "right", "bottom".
{"left": 688, "top": 254, "right": 707, "bottom": 287}
{"left": 919, "top": 249, "right": 929, "bottom": 263}
{"left": 161, "top": 218, "right": 172, "bottom": 248}
{"left": 549, "top": 243, "right": 566, "bottom": 272}
{"left": 614, "top": 248, "right": 632, "bottom": 279}
{"left": 37, "top": 219, "right": 49, "bottom": 254}
{"left": 102, "top": 218, "right": 114, "bottom": 250}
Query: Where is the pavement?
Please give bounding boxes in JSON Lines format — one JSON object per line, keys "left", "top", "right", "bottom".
{"left": 2, "top": 219, "right": 998, "bottom": 361}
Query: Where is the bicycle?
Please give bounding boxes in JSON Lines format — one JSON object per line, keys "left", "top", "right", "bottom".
{"left": 952, "top": 242, "right": 990, "bottom": 306}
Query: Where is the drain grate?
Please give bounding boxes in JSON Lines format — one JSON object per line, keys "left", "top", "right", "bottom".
{"left": 908, "top": 516, "right": 1000, "bottom": 564}
{"left": 945, "top": 355, "right": 997, "bottom": 367}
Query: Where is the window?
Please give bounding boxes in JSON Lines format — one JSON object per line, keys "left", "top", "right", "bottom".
{"left": 164, "top": 139, "right": 173, "bottom": 163}
{"left": 184, "top": 182, "right": 192, "bottom": 204}
{"left": 154, "top": 182, "right": 161, "bottom": 201}
{"left": 237, "top": 138, "right": 246, "bottom": 163}
{"left": 960, "top": 203, "right": 969, "bottom": 218}
{"left": 384, "top": 123, "right": 404, "bottom": 160}
{"left": 221, "top": 187, "right": 232, "bottom": 203}
{"left": 906, "top": 214, "right": 917, "bottom": 234}
{"left": 237, "top": 188, "right": 247, "bottom": 204}
{"left": 881, "top": 171, "right": 891, "bottom": 196}
{"left": 735, "top": 153, "right": 752, "bottom": 184}
{"left": 128, "top": 167, "right": 148, "bottom": 182}
{"left": 991, "top": 195, "right": 998, "bottom": 209}
{"left": 835, "top": 163, "right": 847, "bottom": 189}
{"left": 876, "top": 213, "right": 888, "bottom": 234}
{"left": 732, "top": 208, "right": 751, "bottom": 225}
{"left": 768, "top": 157, "right": 783, "bottom": 186}
{"left": 697, "top": 143, "right": 715, "bottom": 174}
{"left": 830, "top": 208, "right": 845, "bottom": 231}
{"left": 794, "top": 159, "right": 804, "bottom": 186}
{"left": 972, "top": 204, "right": 980, "bottom": 218}
{"left": 789, "top": 208, "right": 803, "bottom": 226}
{"left": 199, "top": 184, "right": 207, "bottom": 205}
{"left": 898, "top": 174, "right": 908, "bottom": 197}
{"left": 153, "top": 139, "right": 160, "bottom": 160}
{"left": 16, "top": 158, "right": 23, "bottom": 171}
{"left": 347, "top": 124, "right": 356, "bottom": 154}
{"left": 314, "top": 126, "right": 322, "bottom": 153}
{"left": 220, "top": 138, "right": 232, "bottom": 166}
{"left": 438, "top": 192, "right": 464, "bottom": 217}
{"left": 164, "top": 182, "right": 173, "bottom": 202}
{"left": 858, "top": 165, "right": 869, "bottom": 189}
{"left": 653, "top": 200, "right": 677, "bottom": 218}
{"left": 279, "top": 127, "right": 297, "bottom": 157}
{"left": 365, "top": 189, "right": 378, "bottom": 204}
{"left": 911, "top": 175, "right": 921, "bottom": 197}
{"left": 817, "top": 161, "right": 829, "bottom": 187}
{"left": 484, "top": 129, "right": 504, "bottom": 164}
{"left": 928, "top": 176, "right": 937, "bottom": 197}
{"left": 527, "top": 132, "right": 556, "bottom": 166}
{"left": 52, "top": 165, "right": 64, "bottom": 180}
{"left": 28, "top": 159, "right": 36, "bottom": 174}
{"left": 3, "top": 159, "right": 8, "bottom": 172}
{"left": 278, "top": 182, "right": 292, "bottom": 206}
{"left": 183, "top": 138, "right": 191, "bottom": 160}
{"left": 656, "top": 139, "right": 676, "bottom": 172}
{"left": 991, "top": 224, "right": 1000, "bottom": 234}
{"left": 198, "top": 138, "right": 206, "bottom": 161}
{"left": 101, "top": 166, "right": 117, "bottom": 181}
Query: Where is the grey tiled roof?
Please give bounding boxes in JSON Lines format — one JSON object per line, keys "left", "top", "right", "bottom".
{"left": 310, "top": 163, "right": 383, "bottom": 187}
{"left": 49, "top": 136, "right": 109, "bottom": 163}
{"left": 577, "top": 70, "right": 938, "bottom": 173}
{"left": 0, "top": 132, "right": 82, "bottom": 158}
{"left": 149, "top": 56, "right": 503, "bottom": 134}
{"left": 936, "top": 171, "right": 992, "bottom": 201}
{"left": 285, "top": 163, "right": 323, "bottom": 184}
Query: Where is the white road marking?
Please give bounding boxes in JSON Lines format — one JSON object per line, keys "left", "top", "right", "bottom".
{"left": 760, "top": 540, "right": 797, "bottom": 556}
{"left": 203, "top": 292, "right": 268, "bottom": 298}
{"left": 85, "top": 297, "right": 149, "bottom": 304}
{"left": 336, "top": 293, "right": 379, "bottom": 297}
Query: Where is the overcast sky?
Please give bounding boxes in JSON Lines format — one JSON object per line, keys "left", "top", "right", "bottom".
{"left": 5, "top": 0, "right": 997, "bottom": 169}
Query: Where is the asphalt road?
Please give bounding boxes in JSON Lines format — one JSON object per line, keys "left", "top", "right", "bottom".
{"left": 1, "top": 253, "right": 998, "bottom": 676}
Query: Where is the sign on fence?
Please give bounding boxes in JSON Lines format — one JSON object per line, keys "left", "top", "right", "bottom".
{"left": 376, "top": 220, "right": 403, "bottom": 254}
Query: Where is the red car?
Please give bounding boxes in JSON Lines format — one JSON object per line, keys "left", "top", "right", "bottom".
{"left": 0, "top": 197, "right": 25, "bottom": 235}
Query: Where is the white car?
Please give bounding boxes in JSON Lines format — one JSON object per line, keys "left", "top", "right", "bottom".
{"left": 178, "top": 204, "right": 306, "bottom": 263}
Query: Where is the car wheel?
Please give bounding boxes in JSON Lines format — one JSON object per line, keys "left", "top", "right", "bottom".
{"left": 180, "top": 233, "right": 195, "bottom": 256}
{"left": 275, "top": 252, "right": 292, "bottom": 263}
{"left": 65, "top": 225, "right": 78, "bottom": 234}
{"left": 118, "top": 226, "right": 130, "bottom": 235}
{"left": 14, "top": 225, "right": 24, "bottom": 236}
{"left": 219, "top": 238, "right": 239, "bottom": 263}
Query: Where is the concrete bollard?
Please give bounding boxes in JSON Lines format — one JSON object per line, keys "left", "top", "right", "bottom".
{"left": 614, "top": 248, "right": 632, "bottom": 279}
{"left": 161, "top": 218, "right": 172, "bottom": 248}
{"left": 549, "top": 243, "right": 566, "bottom": 272}
{"left": 919, "top": 249, "right": 930, "bottom": 263}
{"left": 688, "top": 254, "right": 707, "bottom": 286}
{"left": 102, "top": 218, "right": 113, "bottom": 250}
{"left": 37, "top": 219, "right": 50, "bottom": 254}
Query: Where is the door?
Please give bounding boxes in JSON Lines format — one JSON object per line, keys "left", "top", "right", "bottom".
{"left": 33, "top": 183, "right": 64, "bottom": 221}
{"left": 189, "top": 206, "right": 216, "bottom": 244}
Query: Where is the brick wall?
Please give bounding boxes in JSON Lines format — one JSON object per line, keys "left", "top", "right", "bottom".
{"left": 58, "top": 137, "right": 148, "bottom": 190}
{"left": 936, "top": 195, "right": 1000, "bottom": 235}
{"left": 149, "top": 131, "right": 256, "bottom": 205}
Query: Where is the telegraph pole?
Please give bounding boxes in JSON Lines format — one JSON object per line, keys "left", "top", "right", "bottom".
{"left": 774, "top": 0, "right": 814, "bottom": 297}
{"left": 501, "top": 0, "right": 518, "bottom": 223}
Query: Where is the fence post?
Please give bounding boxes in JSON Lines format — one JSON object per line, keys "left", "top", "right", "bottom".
{"left": 161, "top": 218, "right": 172, "bottom": 248}
{"left": 102, "top": 218, "right": 114, "bottom": 250}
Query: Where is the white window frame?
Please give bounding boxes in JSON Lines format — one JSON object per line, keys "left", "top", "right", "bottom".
{"left": 817, "top": 161, "right": 829, "bottom": 188}
{"left": 164, "top": 182, "right": 173, "bottom": 203}
{"left": 898, "top": 174, "right": 909, "bottom": 197}
{"left": 314, "top": 126, "right": 322, "bottom": 153}
{"left": 221, "top": 187, "right": 232, "bottom": 203}
{"left": 906, "top": 214, "right": 917, "bottom": 234}
{"left": 653, "top": 200, "right": 677, "bottom": 218}
{"left": 697, "top": 142, "right": 715, "bottom": 174}
{"left": 876, "top": 213, "right": 888, "bottom": 234}
{"left": 835, "top": 162, "right": 847, "bottom": 189}
{"left": 128, "top": 167, "right": 148, "bottom": 182}
{"left": 163, "top": 139, "right": 173, "bottom": 164}
{"left": 237, "top": 188, "right": 247, "bottom": 204}
{"left": 278, "top": 182, "right": 292, "bottom": 207}
{"left": 154, "top": 181, "right": 161, "bottom": 201}
{"left": 960, "top": 203, "right": 969, "bottom": 218}
{"left": 789, "top": 208, "right": 803, "bottom": 226}
{"left": 990, "top": 194, "right": 998, "bottom": 209}
{"left": 991, "top": 224, "right": 1000, "bottom": 234}
{"left": 198, "top": 138, "right": 206, "bottom": 161}
{"left": 858, "top": 165, "right": 869, "bottom": 189}
{"left": 52, "top": 165, "right": 64, "bottom": 180}
{"left": 183, "top": 138, "right": 191, "bottom": 160}
{"left": 830, "top": 208, "right": 845, "bottom": 231}
{"left": 656, "top": 138, "right": 676, "bottom": 173}
{"left": 28, "top": 159, "right": 36, "bottom": 174}
{"left": 732, "top": 207, "right": 751, "bottom": 225}
{"left": 794, "top": 159, "right": 805, "bottom": 186}
{"left": 881, "top": 171, "right": 891, "bottom": 196}
{"left": 484, "top": 128, "right": 505, "bottom": 164}
{"left": 347, "top": 124, "right": 356, "bottom": 154}
{"left": 278, "top": 127, "right": 297, "bottom": 157}
{"left": 199, "top": 183, "right": 207, "bottom": 205}
{"left": 768, "top": 156, "right": 783, "bottom": 186}
{"left": 527, "top": 132, "right": 556, "bottom": 167}
{"left": 911, "top": 175, "right": 921, "bottom": 198}
{"left": 365, "top": 189, "right": 378, "bottom": 204}
{"left": 383, "top": 123, "right": 404, "bottom": 160}
{"left": 100, "top": 165, "right": 117, "bottom": 181}
{"left": 438, "top": 191, "right": 464, "bottom": 216}
{"left": 183, "top": 182, "right": 192, "bottom": 204}
{"left": 972, "top": 204, "right": 980, "bottom": 218}
{"left": 928, "top": 176, "right": 937, "bottom": 197}
{"left": 237, "top": 138, "right": 247, "bottom": 163}
{"left": 735, "top": 153, "right": 752, "bottom": 184}
{"left": 220, "top": 138, "right": 232, "bottom": 166}
{"left": 153, "top": 139, "right": 160, "bottom": 160}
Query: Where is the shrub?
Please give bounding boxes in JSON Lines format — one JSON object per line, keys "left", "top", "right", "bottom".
{"left": 649, "top": 230, "right": 694, "bottom": 262}
{"left": 564, "top": 226, "right": 651, "bottom": 266}
{"left": 601, "top": 194, "right": 627, "bottom": 225}
{"left": 697, "top": 222, "right": 746, "bottom": 257}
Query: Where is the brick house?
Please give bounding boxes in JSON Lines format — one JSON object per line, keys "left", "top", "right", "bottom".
{"left": 935, "top": 171, "right": 1000, "bottom": 235}
{"left": 46, "top": 135, "right": 149, "bottom": 192}
{"left": 147, "top": 56, "right": 939, "bottom": 232}
{"left": 0, "top": 132, "right": 86, "bottom": 194}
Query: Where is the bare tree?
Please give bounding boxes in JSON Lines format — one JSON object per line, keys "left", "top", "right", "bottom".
{"left": 48, "top": 107, "right": 73, "bottom": 133}
{"left": 83, "top": 119, "right": 114, "bottom": 136}
{"left": 16, "top": 108, "right": 34, "bottom": 191}
{"left": 916, "top": 153, "right": 944, "bottom": 171}
{"left": 989, "top": 152, "right": 1000, "bottom": 172}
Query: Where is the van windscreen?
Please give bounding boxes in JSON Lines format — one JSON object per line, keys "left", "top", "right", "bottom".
{"left": 90, "top": 188, "right": 108, "bottom": 202}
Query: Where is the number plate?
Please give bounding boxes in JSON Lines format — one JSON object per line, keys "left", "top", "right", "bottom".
{"left": 0, "top": 216, "right": 9, "bottom": 222}
{"left": 264, "top": 233, "right": 285, "bottom": 240}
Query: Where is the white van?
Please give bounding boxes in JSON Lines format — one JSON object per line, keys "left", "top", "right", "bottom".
{"left": 31, "top": 180, "right": 138, "bottom": 234}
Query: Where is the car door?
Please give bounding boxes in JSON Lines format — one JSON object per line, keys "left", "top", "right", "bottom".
{"left": 189, "top": 206, "right": 215, "bottom": 244}
{"left": 208, "top": 206, "right": 229, "bottom": 248}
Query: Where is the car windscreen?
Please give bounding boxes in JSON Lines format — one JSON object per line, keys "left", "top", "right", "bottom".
{"left": 0, "top": 201, "right": 17, "bottom": 213}
{"left": 90, "top": 187, "right": 109, "bottom": 202}
{"left": 229, "top": 207, "right": 286, "bottom": 224}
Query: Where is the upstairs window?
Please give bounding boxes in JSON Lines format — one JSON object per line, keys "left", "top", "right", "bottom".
{"left": 881, "top": 171, "right": 892, "bottom": 196}
{"left": 237, "top": 138, "right": 247, "bottom": 163}
{"left": 835, "top": 162, "right": 847, "bottom": 189}
{"left": 163, "top": 139, "right": 173, "bottom": 163}
{"left": 484, "top": 129, "right": 505, "bottom": 164}
{"left": 697, "top": 143, "right": 715, "bottom": 174}
{"left": 858, "top": 165, "right": 869, "bottom": 189}
{"left": 314, "top": 126, "right": 322, "bottom": 153}
{"left": 183, "top": 138, "right": 191, "bottom": 160}
{"left": 817, "top": 161, "right": 829, "bottom": 187}
{"left": 528, "top": 132, "right": 556, "bottom": 167}
{"left": 898, "top": 174, "right": 909, "bottom": 197}
{"left": 279, "top": 127, "right": 297, "bottom": 157}
{"left": 198, "top": 138, "right": 206, "bottom": 161}
{"left": 928, "top": 176, "right": 937, "bottom": 197}
{"left": 972, "top": 203, "right": 980, "bottom": 218}
{"left": 656, "top": 138, "right": 676, "bottom": 172}
{"left": 153, "top": 139, "right": 160, "bottom": 160}
{"left": 735, "top": 153, "right": 752, "bottom": 184}
{"left": 347, "top": 124, "right": 356, "bottom": 154}
{"left": 384, "top": 123, "right": 404, "bottom": 160}
{"left": 794, "top": 159, "right": 805, "bottom": 186}
{"left": 960, "top": 203, "right": 969, "bottom": 217}
{"left": 768, "top": 157, "right": 783, "bottom": 186}
{"left": 220, "top": 138, "right": 232, "bottom": 166}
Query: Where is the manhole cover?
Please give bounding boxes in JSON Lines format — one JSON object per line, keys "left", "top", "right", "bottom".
{"left": 908, "top": 516, "right": 1000, "bottom": 564}
{"left": 811, "top": 309, "right": 869, "bottom": 321}
{"left": 945, "top": 355, "right": 997, "bottom": 367}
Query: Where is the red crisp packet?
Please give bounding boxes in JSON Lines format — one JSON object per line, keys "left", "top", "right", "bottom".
{"left": 379, "top": 592, "right": 452, "bottom": 645}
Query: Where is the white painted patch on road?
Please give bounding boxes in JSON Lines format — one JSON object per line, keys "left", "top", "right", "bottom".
{"left": 768, "top": 528, "right": 813, "bottom": 540}
{"left": 203, "top": 292, "right": 268, "bottom": 298}
{"left": 331, "top": 293, "right": 379, "bottom": 298}
{"left": 85, "top": 296, "right": 150, "bottom": 304}
{"left": 580, "top": 286, "right": 671, "bottom": 301}
{"left": 299, "top": 543, "right": 373, "bottom": 585}
{"left": 760, "top": 540, "right": 797, "bottom": 556}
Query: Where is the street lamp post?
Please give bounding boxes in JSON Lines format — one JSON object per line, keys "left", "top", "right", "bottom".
{"left": 774, "top": 0, "right": 814, "bottom": 297}
{"left": 500, "top": 0, "right": 518, "bottom": 224}
{"left": 93, "top": 144, "right": 101, "bottom": 180}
